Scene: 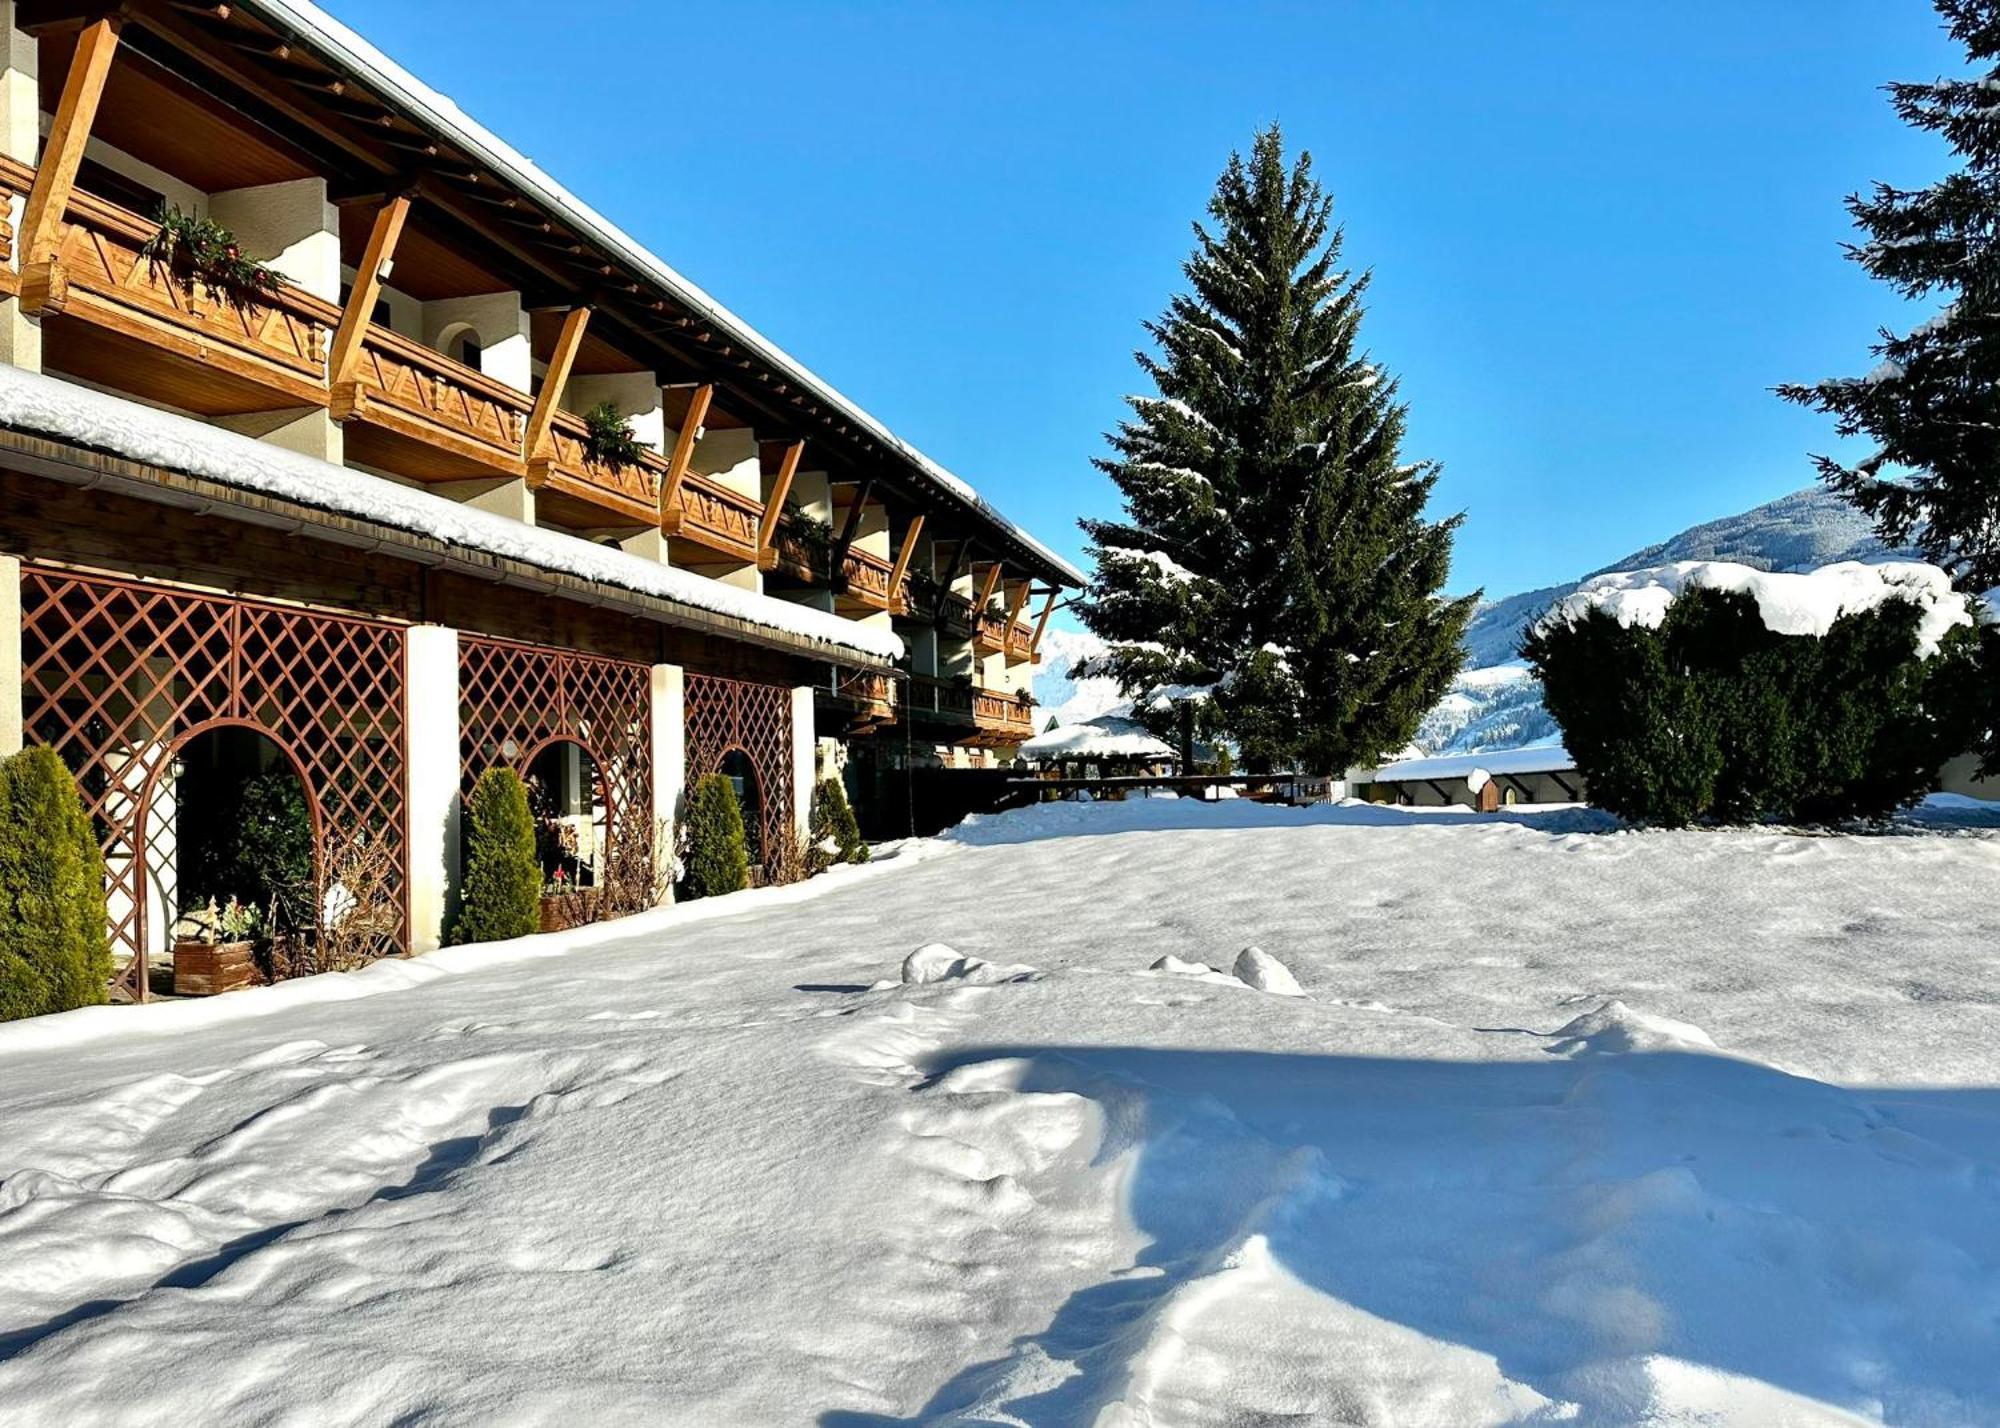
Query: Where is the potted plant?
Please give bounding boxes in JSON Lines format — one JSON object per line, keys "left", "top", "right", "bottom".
{"left": 581, "top": 401, "right": 647, "bottom": 471}
{"left": 140, "top": 206, "right": 287, "bottom": 309}
{"left": 538, "top": 866, "right": 600, "bottom": 933}
{"left": 779, "top": 504, "right": 835, "bottom": 575}
{"left": 172, "top": 896, "right": 264, "bottom": 996}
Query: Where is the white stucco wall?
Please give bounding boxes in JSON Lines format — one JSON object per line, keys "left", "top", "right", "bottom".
{"left": 210, "top": 177, "right": 340, "bottom": 303}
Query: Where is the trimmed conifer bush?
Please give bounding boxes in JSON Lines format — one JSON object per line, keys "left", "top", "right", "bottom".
{"left": 449, "top": 767, "right": 540, "bottom": 944}
{"left": 1524, "top": 586, "right": 1981, "bottom": 827}
{"left": 808, "top": 777, "right": 869, "bottom": 873}
{"left": 681, "top": 773, "right": 749, "bottom": 900}
{"left": 0, "top": 746, "right": 111, "bottom": 1021}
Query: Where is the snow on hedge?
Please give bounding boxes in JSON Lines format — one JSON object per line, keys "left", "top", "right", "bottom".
{"left": 0, "top": 365, "right": 901, "bottom": 663}
{"left": 1540, "top": 558, "right": 1973, "bottom": 657}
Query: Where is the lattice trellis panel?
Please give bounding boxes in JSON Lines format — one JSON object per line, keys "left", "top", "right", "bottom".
{"left": 17, "top": 566, "right": 408, "bottom": 999}
{"left": 458, "top": 635, "right": 653, "bottom": 909}
{"left": 684, "top": 672, "right": 795, "bottom": 871}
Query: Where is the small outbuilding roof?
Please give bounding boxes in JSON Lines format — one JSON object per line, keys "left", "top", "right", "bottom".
{"left": 1019, "top": 716, "right": 1175, "bottom": 763}
{"left": 1354, "top": 745, "right": 1576, "bottom": 789}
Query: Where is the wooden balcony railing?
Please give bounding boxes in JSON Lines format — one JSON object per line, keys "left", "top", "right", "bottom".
{"left": 527, "top": 408, "right": 664, "bottom": 526}
{"left": 2, "top": 157, "right": 334, "bottom": 411}
{"left": 838, "top": 545, "right": 902, "bottom": 614}
{"left": 936, "top": 591, "right": 976, "bottom": 637}
{"left": 830, "top": 668, "right": 897, "bottom": 725}
{"left": 331, "top": 322, "right": 530, "bottom": 479}
{"left": 973, "top": 687, "right": 1036, "bottom": 743}
{"left": 663, "top": 471, "right": 763, "bottom": 565}
{"left": 906, "top": 673, "right": 976, "bottom": 724}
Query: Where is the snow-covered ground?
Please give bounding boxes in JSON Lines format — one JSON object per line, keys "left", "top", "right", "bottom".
{"left": 4, "top": 798, "right": 2000, "bottom": 1426}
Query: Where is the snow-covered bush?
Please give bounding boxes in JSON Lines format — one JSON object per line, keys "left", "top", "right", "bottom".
{"left": 449, "top": 768, "right": 540, "bottom": 945}
{"left": 680, "top": 774, "right": 749, "bottom": 900}
{"left": 808, "top": 777, "right": 868, "bottom": 874}
{"left": 1524, "top": 562, "right": 1982, "bottom": 826}
{"left": 0, "top": 747, "right": 111, "bottom": 1020}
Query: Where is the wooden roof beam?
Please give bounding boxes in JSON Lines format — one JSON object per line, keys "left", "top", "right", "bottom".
{"left": 523, "top": 306, "right": 591, "bottom": 462}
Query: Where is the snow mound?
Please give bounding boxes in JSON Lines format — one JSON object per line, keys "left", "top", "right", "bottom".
{"left": 901, "top": 943, "right": 1039, "bottom": 986}
{"left": 1149, "top": 955, "right": 1219, "bottom": 977}
{"left": 1232, "top": 947, "right": 1305, "bottom": 997}
{"left": 1541, "top": 559, "right": 1972, "bottom": 657}
{"left": 1548, "top": 1000, "right": 1717, "bottom": 1056}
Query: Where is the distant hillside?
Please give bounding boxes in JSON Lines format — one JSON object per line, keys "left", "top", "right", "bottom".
{"left": 1433, "top": 487, "right": 1902, "bottom": 756}
{"left": 1034, "top": 488, "right": 1898, "bottom": 761}
{"left": 1461, "top": 487, "right": 1895, "bottom": 669}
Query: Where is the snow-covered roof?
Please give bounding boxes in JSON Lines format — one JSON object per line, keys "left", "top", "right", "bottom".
{"left": 238, "top": 0, "right": 1084, "bottom": 589}
{"left": 1357, "top": 745, "right": 1576, "bottom": 788}
{"left": 0, "top": 365, "right": 903, "bottom": 664}
{"left": 1541, "top": 560, "right": 1973, "bottom": 658}
{"left": 1019, "top": 717, "right": 1175, "bottom": 762}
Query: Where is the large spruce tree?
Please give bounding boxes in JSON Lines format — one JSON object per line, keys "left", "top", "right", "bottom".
{"left": 1779, "top": 0, "right": 2000, "bottom": 585}
{"left": 1078, "top": 126, "right": 1474, "bottom": 773}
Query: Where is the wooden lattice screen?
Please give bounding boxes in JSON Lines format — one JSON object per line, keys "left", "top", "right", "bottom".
{"left": 458, "top": 634, "right": 653, "bottom": 906}
{"left": 17, "top": 565, "right": 409, "bottom": 999}
{"left": 684, "top": 672, "right": 795, "bottom": 872}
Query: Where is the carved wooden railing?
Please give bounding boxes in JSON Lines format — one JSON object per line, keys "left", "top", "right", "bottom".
{"left": 527, "top": 408, "right": 664, "bottom": 525}
{"left": 835, "top": 669, "right": 897, "bottom": 721}
{"left": 1, "top": 159, "right": 333, "bottom": 403}
{"left": 838, "top": 545, "right": 899, "bottom": 612}
{"left": 663, "top": 471, "right": 764, "bottom": 565}
{"left": 934, "top": 590, "right": 976, "bottom": 637}
{"left": 973, "top": 687, "right": 1035, "bottom": 741}
{"left": 330, "top": 321, "right": 530, "bottom": 472}
{"left": 907, "top": 673, "right": 976, "bottom": 723}
{"left": 973, "top": 607, "right": 1012, "bottom": 656}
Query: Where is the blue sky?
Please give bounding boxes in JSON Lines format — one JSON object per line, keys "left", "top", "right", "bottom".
{"left": 330, "top": 0, "right": 1961, "bottom": 611}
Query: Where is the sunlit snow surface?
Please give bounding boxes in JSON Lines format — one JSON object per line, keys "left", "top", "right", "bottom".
{"left": 4, "top": 798, "right": 2000, "bottom": 1425}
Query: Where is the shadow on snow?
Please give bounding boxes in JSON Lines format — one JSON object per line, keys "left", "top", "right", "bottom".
{"left": 824, "top": 1041, "right": 2000, "bottom": 1425}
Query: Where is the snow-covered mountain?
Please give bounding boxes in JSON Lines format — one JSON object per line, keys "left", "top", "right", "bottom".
{"left": 1032, "top": 626, "right": 1124, "bottom": 727}
{"left": 1035, "top": 487, "right": 1896, "bottom": 758}
{"left": 1428, "top": 486, "right": 1900, "bottom": 756}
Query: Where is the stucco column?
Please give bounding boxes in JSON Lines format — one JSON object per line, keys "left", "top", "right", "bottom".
{"left": 404, "top": 624, "right": 461, "bottom": 952}
{"left": 0, "top": 2, "right": 40, "bottom": 373}
{"left": 651, "top": 662, "right": 684, "bottom": 903}
{"left": 0, "top": 553, "right": 20, "bottom": 757}
{"left": 790, "top": 684, "right": 815, "bottom": 849}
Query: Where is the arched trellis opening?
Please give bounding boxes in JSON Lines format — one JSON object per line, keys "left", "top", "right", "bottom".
{"left": 457, "top": 635, "right": 654, "bottom": 920}
{"left": 684, "top": 673, "right": 794, "bottom": 878}
{"left": 716, "top": 747, "right": 765, "bottom": 869}
{"left": 137, "top": 720, "right": 322, "bottom": 989}
{"left": 16, "top": 566, "right": 409, "bottom": 1000}
{"left": 521, "top": 736, "right": 612, "bottom": 913}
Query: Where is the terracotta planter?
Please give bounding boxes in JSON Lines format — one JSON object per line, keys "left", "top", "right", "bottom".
{"left": 173, "top": 938, "right": 258, "bottom": 996}
{"left": 538, "top": 889, "right": 601, "bottom": 934}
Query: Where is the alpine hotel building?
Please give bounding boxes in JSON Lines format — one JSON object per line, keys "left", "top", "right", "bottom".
{"left": 0, "top": 0, "right": 1081, "bottom": 998}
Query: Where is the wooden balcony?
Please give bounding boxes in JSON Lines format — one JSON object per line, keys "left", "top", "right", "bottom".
{"left": 663, "top": 471, "right": 764, "bottom": 567}
{"left": 935, "top": 591, "right": 975, "bottom": 638}
{"left": 527, "top": 408, "right": 664, "bottom": 528}
{"left": 824, "top": 668, "right": 897, "bottom": 732}
{"left": 836, "top": 545, "right": 904, "bottom": 617}
{"left": 906, "top": 673, "right": 976, "bottom": 728}
{"left": 3, "top": 157, "right": 335, "bottom": 416}
{"left": 972, "top": 687, "right": 1036, "bottom": 745}
{"left": 331, "top": 323, "right": 530, "bottom": 482}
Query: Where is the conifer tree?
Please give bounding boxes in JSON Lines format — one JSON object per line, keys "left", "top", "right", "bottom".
{"left": 449, "top": 767, "right": 539, "bottom": 945}
{"left": 1078, "top": 126, "right": 1474, "bottom": 773}
{"left": 1780, "top": 0, "right": 2000, "bottom": 585}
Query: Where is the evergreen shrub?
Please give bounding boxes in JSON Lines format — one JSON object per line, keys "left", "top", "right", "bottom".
{"left": 0, "top": 747, "right": 111, "bottom": 1021}
{"left": 1523, "top": 587, "right": 1980, "bottom": 827}
{"left": 808, "top": 777, "right": 869, "bottom": 874}
{"left": 449, "top": 767, "right": 540, "bottom": 944}
{"left": 681, "top": 773, "right": 750, "bottom": 900}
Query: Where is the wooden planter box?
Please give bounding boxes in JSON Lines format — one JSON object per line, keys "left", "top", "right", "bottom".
{"left": 538, "top": 889, "right": 601, "bottom": 934}
{"left": 173, "top": 939, "right": 258, "bottom": 996}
